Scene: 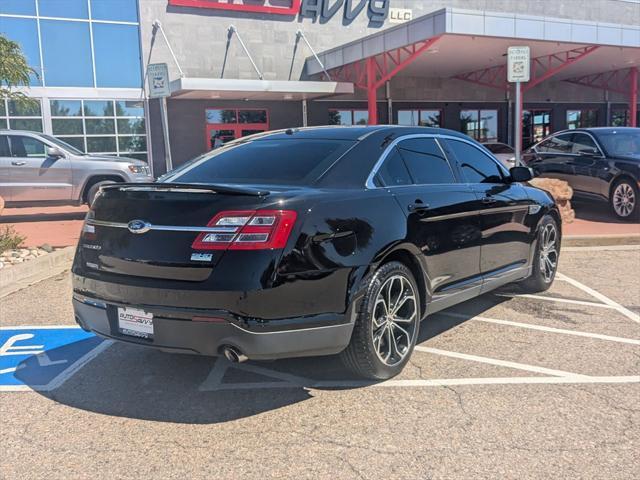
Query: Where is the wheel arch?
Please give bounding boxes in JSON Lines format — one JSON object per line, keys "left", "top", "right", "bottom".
{"left": 367, "top": 244, "right": 429, "bottom": 320}
{"left": 81, "top": 175, "right": 126, "bottom": 203}
{"left": 608, "top": 173, "right": 637, "bottom": 200}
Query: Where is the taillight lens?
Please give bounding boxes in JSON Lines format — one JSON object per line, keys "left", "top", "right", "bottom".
{"left": 191, "top": 210, "right": 297, "bottom": 250}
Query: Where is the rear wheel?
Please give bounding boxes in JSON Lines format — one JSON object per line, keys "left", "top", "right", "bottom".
{"left": 520, "top": 215, "right": 560, "bottom": 293}
{"left": 341, "top": 261, "right": 420, "bottom": 380}
{"left": 610, "top": 178, "right": 638, "bottom": 220}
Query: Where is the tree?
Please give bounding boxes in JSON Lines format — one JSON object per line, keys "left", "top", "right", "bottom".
{"left": 0, "top": 34, "right": 37, "bottom": 103}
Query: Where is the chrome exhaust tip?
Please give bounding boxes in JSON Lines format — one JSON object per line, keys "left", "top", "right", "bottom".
{"left": 221, "top": 345, "right": 248, "bottom": 363}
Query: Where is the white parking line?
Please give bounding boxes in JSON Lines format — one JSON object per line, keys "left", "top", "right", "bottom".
{"left": 414, "top": 346, "right": 587, "bottom": 378}
{"left": 438, "top": 311, "right": 640, "bottom": 345}
{"left": 557, "top": 272, "right": 640, "bottom": 323}
{"left": 0, "top": 325, "right": 80, "bottom": 330}
{"left": 562, "top": 245, "right": 640, "bottom": 252}
{"left": 207, "top": 375, "right": 640, "bottom": 391}
{"left": 499, "top": 293, "right": 618, "bottom": 310}
{"left": 199, "top": 357, "right": 230, "bottom": 391}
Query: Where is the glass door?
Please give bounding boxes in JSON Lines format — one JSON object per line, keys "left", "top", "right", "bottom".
{"left": 205, "top": 108, "right": 268, "bottom": 150}
{"left": 523, "top": 110, "right": 552, "bottom": 149}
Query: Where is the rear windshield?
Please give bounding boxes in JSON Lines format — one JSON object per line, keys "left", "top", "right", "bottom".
{"left": 595, "top": 131, "right": 640, "bottom": 159}
{"left": 166, "top": 139, "right": 354, "bottom": 186}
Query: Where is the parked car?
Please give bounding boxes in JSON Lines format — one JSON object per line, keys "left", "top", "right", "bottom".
{"left": 523, "top": 127, "right": 640, "bottom": 220}
{"left": 72, "top": 126, "right": 560, "bottom": 380}
{"left": 0, "top": 130, "right": 153, "bottom": 207}
{"left": 483, "top": 142, "right": 516, "bottom": 169}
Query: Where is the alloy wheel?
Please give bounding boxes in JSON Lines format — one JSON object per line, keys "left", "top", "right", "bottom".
{"left": 613, "top": 183, "right": 636, "bottom": 218}
{"left": 539, "top": 223, "right": 558, "bottom": 283}
{"left": 372, "top": 275, "right": 418, "bottom": 367}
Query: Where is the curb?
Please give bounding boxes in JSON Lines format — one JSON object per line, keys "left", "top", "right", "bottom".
{"left": 0, "top": 246, "right": 76, "bottom": 298}
{"left": 562, "top": 233, "right": 640, "bottom": 247}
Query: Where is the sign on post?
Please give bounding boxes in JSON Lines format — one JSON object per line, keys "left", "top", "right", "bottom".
{"left": 507, "top": 46, "right": 531, "bottom": 83}
{"left": 147, "top": 63, "right": 171, "bottom": 98}
{"left": 507, "top": 47, "right": 530, "bottom": 166}
{"left": 146, "top": 63, "right": 173, "bottom": 172}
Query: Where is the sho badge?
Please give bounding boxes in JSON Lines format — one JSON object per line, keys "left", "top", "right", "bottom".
{"left": 191, "top": 253, "right": 213, "bottom": 262}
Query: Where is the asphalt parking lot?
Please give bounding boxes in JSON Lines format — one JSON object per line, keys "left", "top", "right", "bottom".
{"left": 1, "top": 246, "right": 639, "bottom": 479}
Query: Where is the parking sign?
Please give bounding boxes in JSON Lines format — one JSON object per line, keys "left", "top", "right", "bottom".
{"left": 507, "top": 46, "right": 530, "bottom": 83}
{"left": 147, "top": 63, "right": 171, "bottom": 98}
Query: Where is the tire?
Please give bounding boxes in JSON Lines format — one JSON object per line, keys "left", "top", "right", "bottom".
{"left": 520, "top": 214, "right": 560, "bottom": 293}
{"left": 610, "top": 178, "right": 638, "bottom": 221}
{"left": 341, "top": 261, "right": 421, "bottom": 380}
{"left": 86, "top": 180, "right": 116, "bottom": 207}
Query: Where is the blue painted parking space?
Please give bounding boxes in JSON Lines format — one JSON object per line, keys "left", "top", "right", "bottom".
{"left": 0, "top": 327, "right": 104, "bottom": 391}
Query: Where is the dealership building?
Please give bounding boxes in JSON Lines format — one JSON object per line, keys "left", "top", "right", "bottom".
{"left": 1, "top": 0, "right": 639, "bottom": 176}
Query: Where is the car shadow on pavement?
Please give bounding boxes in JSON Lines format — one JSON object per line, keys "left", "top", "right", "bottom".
{"left": 571, "top": 199, "right": 635, "bottom": 224}
{"left": 26, "top": 294, "right": 511, "bottom": 424}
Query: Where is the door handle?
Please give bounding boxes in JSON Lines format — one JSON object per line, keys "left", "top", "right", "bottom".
{"left": 482, "top": 196, "right": 497, "bottom": 204}
{"left": 11, "top": 161, "right": 27, "bottom": 166}
{"left": 408, "top": 201, "right": 430, "bottom": 213}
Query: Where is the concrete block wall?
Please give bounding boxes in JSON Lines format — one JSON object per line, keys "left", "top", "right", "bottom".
{"left": 139, "top": 0, "right": 640, "bottom": 82}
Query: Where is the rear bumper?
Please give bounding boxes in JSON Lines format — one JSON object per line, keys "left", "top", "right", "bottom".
{"left": 73, "top": 296, "right": 354, "bottom": 360}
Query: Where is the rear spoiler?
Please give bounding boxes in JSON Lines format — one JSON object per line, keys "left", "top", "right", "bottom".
{"left": 101, "top": 182, "right": 270, "bottom": 197}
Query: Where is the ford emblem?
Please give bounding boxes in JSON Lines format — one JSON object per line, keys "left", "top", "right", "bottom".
{"left": 127, "top": 219, "right": 151, "bottom": 234}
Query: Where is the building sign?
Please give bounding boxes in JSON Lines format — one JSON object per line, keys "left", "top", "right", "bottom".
{"left": 167, "top": 0, "right": 389, "bottom": 23}
{"left": 147, "top": 63, "right": 171, "bottom": 98}
{"left": 507, "top": 46, "right": 531, "bottom": 83}
{"left": 300, "top": 0, "right": 389, "bottom": 23}
{"left": 168, "top": 0, "right": 302, "bottom": 15}
{"left": 389, "top": 7, "right": 412, "bottom": 24}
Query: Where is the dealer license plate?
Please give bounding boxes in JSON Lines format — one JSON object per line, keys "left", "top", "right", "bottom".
{"left": 117, "top": 307, "right": 154, "bottom": 339}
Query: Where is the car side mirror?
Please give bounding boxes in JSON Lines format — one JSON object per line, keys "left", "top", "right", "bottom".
{"left": 47, "top": 146, "right": 65, "bottom": 158}
{"left": 509, "top": 166, "right": 533, "bottom": 182}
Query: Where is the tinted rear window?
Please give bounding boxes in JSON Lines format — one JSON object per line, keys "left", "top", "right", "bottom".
{"left": 168, "top": 139, "right": 354, "bottom": 186}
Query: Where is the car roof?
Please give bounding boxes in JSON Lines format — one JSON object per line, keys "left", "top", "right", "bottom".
{"left": 554, "top": 127, "right": 638, "bottom": 135}
{"left": 242, "top": 125, "right": 471, "bottom": 142}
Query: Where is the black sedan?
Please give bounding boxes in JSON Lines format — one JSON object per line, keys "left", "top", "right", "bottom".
{"left": 523, "top": 127, "right": 640, "bottom": 220}
{"left": 72, "top": 126, "right": 560, "bottom": 380}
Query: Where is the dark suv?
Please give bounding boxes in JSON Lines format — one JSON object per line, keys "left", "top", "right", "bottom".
{"left": 523, "top": 127, "right": 640, "bottom": 220}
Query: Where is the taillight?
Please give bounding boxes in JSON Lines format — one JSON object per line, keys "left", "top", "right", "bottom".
{"left": 191, "top": 210, "right": 297, "bottom": 250}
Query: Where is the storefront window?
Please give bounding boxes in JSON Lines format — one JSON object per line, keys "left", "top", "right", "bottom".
{"left": 0, "top": 17, "right": 42, "bottom": 85}
{"left": 329, "top": 109, "right": 368, "bottom": 126}
{"left": 49, "top": 99, "right": 148, "bottom": 160}
{"left": 93, "top": 23, "right": 142, "bottom": 88}
{"left": 567, "top": 109, "right": 598, "bottom": 129}
{"left": 523, "top": 110, "right": 552, "bottom": 148}
{"left": 0, "top": 2, "right": 142, "bottom": 89}
{"left": 90, "top": 0, "right": 139, "bottom": 22}
{"left": 38, "top": 0, "right": 88, "bottom": 19}
{"left": 397, "top": 109, "right": 441, "bottom": 127}
{"left": 460, "top": 109, "right": 498, "bottom": 142}
{"left": 0, "top": 99, "right": 43, "bottom": 132}
{"left": 238, "top": 110, "right": 268, "bottom": 124}
{"left": 84, "top": 100, "right": 114, "bottom": 117}
{"left": 352, "top": 111, "right": 368, "bottom": 125}
{"left": 0, "top": 0, "right": 36, "bottom": 15}
{"left": 206, "top": 109, "right": 237, "bottom": 124}
{"left": 611, "top": 109, "right": 628, "bottom": 127}
{"left": 40, "top": 20, "right": 93, "bottom": 87}
{"left": 205, "top": 108, "right": 269, "bottom": 149}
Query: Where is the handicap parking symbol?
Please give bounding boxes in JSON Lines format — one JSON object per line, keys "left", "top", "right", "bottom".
{"left": 0, "top": 327, "right": 104, "bottom": 391}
